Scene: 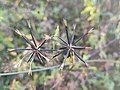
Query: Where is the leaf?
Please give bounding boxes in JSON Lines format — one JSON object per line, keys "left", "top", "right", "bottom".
{"left": 85, "top": 0, "right": 94, "bottom": 6}
{"left": 54, "top": 25, "right": 60, "bottom": 39}
{"left": 53, "top": 25, "right": 60, "bottom": 48}
{"left": 81, "top": 6, "right": 93, "bottom": 14}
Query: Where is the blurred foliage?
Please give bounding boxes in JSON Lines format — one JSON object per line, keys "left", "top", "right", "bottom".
{"left": 81, "top": 0, "right": 101, "bottom": 24}
{"left": 0, "top": 0, "right": 120, "bottom": 90}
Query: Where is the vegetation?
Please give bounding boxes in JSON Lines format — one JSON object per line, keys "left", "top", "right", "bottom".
{"left": 0, "top": 0, "right": 120, "bottom": 90}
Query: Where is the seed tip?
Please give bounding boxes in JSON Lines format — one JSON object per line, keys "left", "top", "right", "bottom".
{"left": 85, "top": 47, "right": 92, "bottom": 50}
{"left": 63, "top": 19, "right": 67, "bottom": 26}
{"left": 85, "top": 62, "right": 89, "bottom": 67}
{"left": 44, "top": 34, "right": 51, "bottom": 40}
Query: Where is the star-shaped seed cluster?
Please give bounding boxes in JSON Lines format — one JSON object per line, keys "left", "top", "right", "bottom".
{"left": 9, "top": 21, "right": 53, "bottom": 66}
{"left": 9, "top": 19, "right": 92, "bottom": 68}
{"left": 52, "top": 19, "right": 92, "bottom": 67}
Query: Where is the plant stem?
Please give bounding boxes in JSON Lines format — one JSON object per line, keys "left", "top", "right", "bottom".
{"left": 0, "top": 60, "right": 120, "bottom": 77}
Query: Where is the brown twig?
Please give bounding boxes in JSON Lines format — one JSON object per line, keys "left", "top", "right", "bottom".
{"left": 88, "top": 39, "right": 119, "bottom": 59}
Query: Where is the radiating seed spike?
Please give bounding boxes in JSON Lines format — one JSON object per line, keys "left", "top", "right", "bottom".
{"left": 64, "top": 49, "right": 71, "bottom": 61}
{"left": 52, "top": 38, "right": 66, "bottom": 46}
{"left": 27, "top": 53, "right": 34, "bottom": 63}
{"left": 73, "top": 50, "right": 88, "bottom": 66}
{"left": 37, "top": 39, "right": 46, "bottom": 49}
{"left": 64, "top": 22, "right": 70, "bottom": 44}
{"left": 74, "top": 28, "right": 94, "bottom": 44}
{"left": 52, "top": 51, "right": 63, "bottom": 59}
{"left": 26, "top": 20, "right": 31, "bottom": 28}
{"left": 15, "top": 29, "right": 35, "bottom": 49}
{"left": 40, "top": 49, "right": 57, "bottom": 51}
{"left": 30, "top": 28, "right": 37, "bottom": 47}
{"left": 72, "top": 46, "right": 86, "bottom": 49}
{"left": 36, "top": 53, "right": 44, "bottom": 64}
{"left": 15, "top": 29, "right": 23, "bottom": 36}
{"left": 85, "top": 47, "right": 92, "bottom": 50}
{"left": 37, "top": 34, "right": 52, "bottom": 49}
{"left": 59, "top": 63, "right": 65, "bottom": 70}
{"left": 85, "top": 62, "right": 89, "bottom": 67}
{"left": 8, "top": 48, "right": 33, "bottom": 52}
{"left": 26, "top": 20, "right": 37, "bottom": 47}
{"left": 44, "top": 34, "right": 51, "bottom": 40}
{"left": 38, "top": 52, "right": 50, "bottom": 62}
{"left": 58, "top": 37, "right": 68, "bottom": 45}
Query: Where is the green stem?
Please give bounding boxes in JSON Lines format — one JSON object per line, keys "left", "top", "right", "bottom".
{"left": 0, "top": 60, "right": 119, "bottom": 77}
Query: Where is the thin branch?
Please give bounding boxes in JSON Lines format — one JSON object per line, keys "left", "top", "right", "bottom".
{"left": 0, "top": 60, "right": 119, "bottom": 77}
{"left": 0, "top": 65, "right": 60, "bottom": 77}
{"left": 86, "top": 60, "right": 120, "bottom": 63}
{"left": 88, "top": 39, "right": 118, "bottom": 59}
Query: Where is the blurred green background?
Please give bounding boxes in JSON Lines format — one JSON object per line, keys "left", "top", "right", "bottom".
{"left": 0, "top": 0, "right": 120, "bottom": 90}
